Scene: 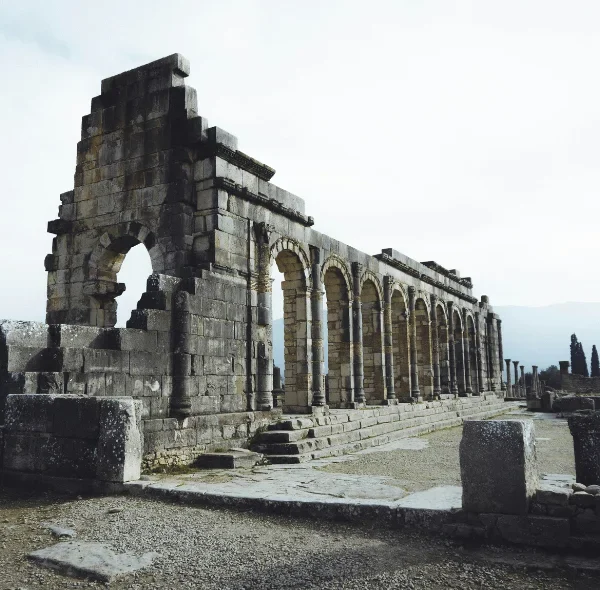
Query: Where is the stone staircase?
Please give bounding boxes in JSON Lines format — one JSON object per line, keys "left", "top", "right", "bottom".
{"left": 252, "top": 395, "right": 514, "bottom": 463}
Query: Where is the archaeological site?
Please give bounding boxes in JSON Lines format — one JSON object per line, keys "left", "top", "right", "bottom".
{"left": 2, "top": 54, "right": 600, "bottom": 586}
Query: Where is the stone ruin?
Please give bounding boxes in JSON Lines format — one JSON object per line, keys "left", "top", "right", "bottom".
{"left": 0, "top": 54, "right": 508, "bottom": 488}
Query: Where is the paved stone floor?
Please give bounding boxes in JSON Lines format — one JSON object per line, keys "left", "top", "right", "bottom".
{"left": 129, "top": 407, "right": 575, "bottom": 508}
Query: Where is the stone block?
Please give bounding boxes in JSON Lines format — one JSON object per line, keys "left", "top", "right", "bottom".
{"left": 496, "top": 515, "right": 570, "bottom": 548}
{"left": 52, "top": 396, "right": 100, "bottom": 439}
{"left": 2, "top": 433, "right": 49, "bottom": 472}
{"left": 83, "top": 349, "right": 130, "bottom": 373}
{"left": 45, "top": 436, "right": 97, "bottom": 479}
{"left": 0, "top": 320, "right": 49, "bottom": 348}
{"left": 96, "top": 398, "right": 142, "bottom": 483}
{"left": 535, "top": 485, "right": 572, "bottom": 506}
{"left": 4, "top": 394, "right": 54, "bottom": 433}
{"left": 460, "top": 420, "right": 538, "bottom": 515}
{"left": 568, "top": 412, "right": 600, "bottom": 486}
{"left": 196, "top": 450, "right": 262, "bottom": 469}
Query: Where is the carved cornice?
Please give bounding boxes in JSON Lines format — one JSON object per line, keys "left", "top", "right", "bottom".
{"left": 375, "top": 253, "right": 478, "bottom": 304}
{"left": 421, "top": 261, "right": 473, "bottom": 288}
{"left": 198, "top": 143, "right": 276, "bottom": 181}
{"left": 214, "top": 177, "right": 314, "bottom": 227}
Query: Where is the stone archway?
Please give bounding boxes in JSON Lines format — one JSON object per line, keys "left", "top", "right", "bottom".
{"left": 391, "top": 288, "right": 411, "bottom": 398}
{"left": 361, "top": 278, "right": 386, "bottom": 403}
{"left": 85, "top": 223, "right": 165, "bottom": 327}
{"left": 436, "top": 303, "right": 451, "bottom": 394}
{"left": 415, "top": 297, "right": 433, "bottom": 398}
{"left": 452, "top": 308, "right": 466, "bottom": 394}
{"left": 272, "top": 245, "right": 312, "bottom": 411}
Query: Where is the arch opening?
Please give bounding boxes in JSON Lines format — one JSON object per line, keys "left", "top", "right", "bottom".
{"left": 453, "top": 309, "right": 466, "bottom": 394}
{"left": 391, "top": 290, "right": 410, "bottom": 397}
{"left": 415, "top": 298, "right": 433, "bottom": 398}
{"left": 436, "top": 304, "right": 451, "bottom": 394}
{"left": 323, "top": 266, "right": 352, "bottom": 407}
{"left": 467, "top": 314, "right": 478, "bottom": 394}
{"left": 273, "top": 249, "right": 311, "bottom": 410}
{"left": 361, "top": 279, "right": 385, "bottom": 403}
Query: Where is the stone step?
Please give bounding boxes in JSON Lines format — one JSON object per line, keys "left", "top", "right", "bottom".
{"left": 262, "top": 401, "right": 512, "bottom": 464}
{"left": 257, "top": 429, "right": 309, "bottom": 443}
{"left": 196, "top": 450, "right": 263, "bottom": 469}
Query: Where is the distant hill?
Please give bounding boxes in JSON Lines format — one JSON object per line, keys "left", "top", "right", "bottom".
{"left": 273, "top": 302, "right": 600, "bottom": 379}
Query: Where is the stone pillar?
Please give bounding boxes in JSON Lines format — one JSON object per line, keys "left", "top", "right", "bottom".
{"left": 513, "top": 361, "right": 520, "bottom": 397}
{"left": 383, "top": 276, "right": 396, "bottom": 401}
{"left": 462, "top": 309, "right": 473, "bottom": 395}
{"left": 505, "top": 359, "right": 512, "bottom": 396}
{"left": 460, "top": 420, "right": 538, "bottom": 515}
{"left": 254, "top": 222, "right": 273, "bottom": 411}
{"left": 568, "top": 412, "right": 600, "bottom": 486}
{"left": 532, "top": 366, "right": 539, "bottom": 398}
{"left": 310, "top": 247, "right": 325, "bottom": 407}
{"left": 430, "top": 294, "right": 442, "bottom": 398}
{"left": 520, "top": 365, "right": 525, "bottom": 396}
{"left": 171, "top": 290, "right": 192, "bottom": 418}
{"left": 475, "top": 312, "right": 485, "bottom": 393}
{"left": 497, "top": 319, "right": 505, "bottom": 391}
{"left": 447, "top": 302, "right": 459, "bottom": 396}
{"left": 487, "top": 314, "right": 497, "bottom": 392}
{"left": 351, "top": 262, "right": 365, "bottom": 405}
{"left": 408, "top": 286, "right": 420, "bottom": 399}
{"left": 559, "top": 361, "right": 570, "bottom": 376}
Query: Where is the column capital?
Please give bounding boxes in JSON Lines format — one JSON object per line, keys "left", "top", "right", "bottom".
{"left": 351, "top": 261, "right": 363, "bottom": 278}
{"left": 407, "top": 285, "right": 416, "bottom": 296}
{"left": 430, "top": 293, "right": 438, "bottom": 304}
{"left": 505, "top": 358, "right": 511, "bottom": 364}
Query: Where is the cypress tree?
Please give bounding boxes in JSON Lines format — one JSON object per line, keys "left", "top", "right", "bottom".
{"left": 592, "top": 345, "right": 600, "bottom": 378}
{"left": 571, "top": 334, "right": 579, "bottom": 374}
{"left": 579, "top": 342, "right": 589, "bottom": 377}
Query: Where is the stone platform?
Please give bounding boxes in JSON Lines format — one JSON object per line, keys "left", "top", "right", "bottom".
{"left": 251, "top": 395, "right": 511, "bottom": 463}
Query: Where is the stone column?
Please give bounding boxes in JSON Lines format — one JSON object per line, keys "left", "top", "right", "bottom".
{"left": 497, "top": 319, "right": 505, "bottom": 392}
{"left": 520, "top": 365, "right": 525, "bottom": 396}
{"left": 532, "top": 366, "right": 539, "bottom": 397}
{"left": 351, "top": 262, "right": 365, "bottom": 404}
{"left": 475, "top": 312, "right": 485, "bottom": 393}
{"left": 447, "top": 302, "right": 459, "bottom": 396}
{"left": 430, "top": 294, "right": 442, "bottom": 398}
{"left": 383, "top": 276, "right": 396, "bottom": 401}
{"left": 254, "top": 222, "right": 273, "bottom": 411}
{"left": 487, "top": 315, "right": 497, "bottom": 392}
{"left": 310, "top": 247, "right": 325, "bottom": 407}
{"left": 513, "top": 361, "right": 520, "bottom": 396}
{"left": 171, "top": 290, "right": 192, "bottom": 418}
{"left": 408, "top": 286, "right": 420, "bottom": 399}
{"left": 462, "top": 309, "right": 473, "bottom": 395}
{"left": 505, "top": 359, "right": 512, "bottom": 396}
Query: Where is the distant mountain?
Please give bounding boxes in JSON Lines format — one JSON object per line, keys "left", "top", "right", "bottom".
{"left": 273, "top": 302, "right": 600, "bottom": 379}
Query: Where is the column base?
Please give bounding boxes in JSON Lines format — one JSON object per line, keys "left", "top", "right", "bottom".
{"left": 348, "top": 401, "right": 366, "bottom": 409}
{"left": 311, "top": 405, "right": 329, "bottom": 416}
{"left": 384, "top": 398, "right": 399, "bottom": 406}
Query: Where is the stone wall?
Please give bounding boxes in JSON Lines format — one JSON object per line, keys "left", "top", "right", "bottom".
{"left": 0, "top": 54, "right": 508, "bottom": 480}
{"left": 1, "top": 394, "right": 142, "bottom": 491}
{"left": 561, "top": 374, "right": 600, "bottom": 394}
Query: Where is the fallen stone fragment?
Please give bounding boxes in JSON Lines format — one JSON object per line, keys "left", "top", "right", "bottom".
{"left": 107, "top": 507, "right": 124, "bottom": 514}
{"left": 584, "top": 484, "right": 600, "bottom": 495}
{"left": 43, "top": 524, "right": 76, "bottom": 538}
{"left": 572, "top": 482, "right": 587, "bottom": 492}
{"left": 28, "top": 541, "right": 159, "bottom": 582}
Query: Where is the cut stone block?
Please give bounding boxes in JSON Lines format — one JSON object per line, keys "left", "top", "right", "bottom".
{"left": 96, "top": 398, "right": 142, "bottom": 483}
{"left": 196, "top": 450, "right": 262, "bottom": 469}
{"left": 496, "top": 515, "right": 570, "bottom": 547}
{"left": 460, "top": 419, "right": 538, "bottom": 515}
{"left": 28, "top": 541, "right": 158, "bottom": 582}
{"left": 568, "top": 411, "right": 600, "bottom": 486}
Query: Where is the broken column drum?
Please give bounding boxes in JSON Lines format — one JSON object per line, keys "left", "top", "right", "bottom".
{"left": 0, "top": 54, "right": 506, "bottom": 470}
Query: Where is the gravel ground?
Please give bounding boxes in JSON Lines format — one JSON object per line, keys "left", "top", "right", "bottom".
{"left": 321, "top": 412, "right": 575, "bottom": 492}
{"left": 0, "top": 490, "right": 597, "bottom": 590}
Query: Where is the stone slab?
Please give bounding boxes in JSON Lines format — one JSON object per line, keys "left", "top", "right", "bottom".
{"left": 28, "top": 541, "right": 158, "bottom": 582}
{"left": 460, "top": 419, "right": 538, "bottom": 515}
{"left": 196, "top": 450, "right": 262, "bottom": 469}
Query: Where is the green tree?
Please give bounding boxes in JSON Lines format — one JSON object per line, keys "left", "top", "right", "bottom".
{"left": 578, "top": 342, "right": 589, "bottom": 377}
{"left": 571, "top": 334, "right": 579, "bottom": 374}
{"left": 539, "top": 365, "right": 561, "bottom": 389}
{"left": 592, "top": 345, "right": 600, "bottom": 378}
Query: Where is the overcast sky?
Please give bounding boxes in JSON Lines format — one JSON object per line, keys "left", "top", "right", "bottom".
{"left": 2, "top": 1, "right": 600, "bottom": 324}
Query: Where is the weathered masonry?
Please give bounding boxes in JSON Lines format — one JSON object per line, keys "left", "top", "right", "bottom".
{"left": 0, "top": 54, "right": 505, "bottom": 472}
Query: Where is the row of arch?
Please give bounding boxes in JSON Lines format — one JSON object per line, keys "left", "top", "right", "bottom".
{"left": 269, "top": 239, "right": 498, "bottom": 409}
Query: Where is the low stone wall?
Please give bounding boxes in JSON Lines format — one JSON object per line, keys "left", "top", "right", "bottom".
{"left": 561, "top": 374, "right": 600, "bottom": 394}
{"left": 142, "top": 410, "right": 279, "bottom": 470}
{"left": 1, "top": 394, "right": 142, "bottom": 492}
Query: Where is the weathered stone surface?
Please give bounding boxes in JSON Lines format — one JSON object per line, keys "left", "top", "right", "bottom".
{"left": 460, "top": 420, "right": 538, "bottom": 515}
{"left": 495, "top": 515, "right": 570, "bottom": 547}
{"left": 196, "top": 450, "right": 262, "bottom": 469}
{"left": 28, "top": 541, "right": 158, "bottom": 582}
{"left": 568, "top": 411, "right": 600, "bottom": 486}
{"left": 96, "top": 398, "right": 143, "bottom": 482}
